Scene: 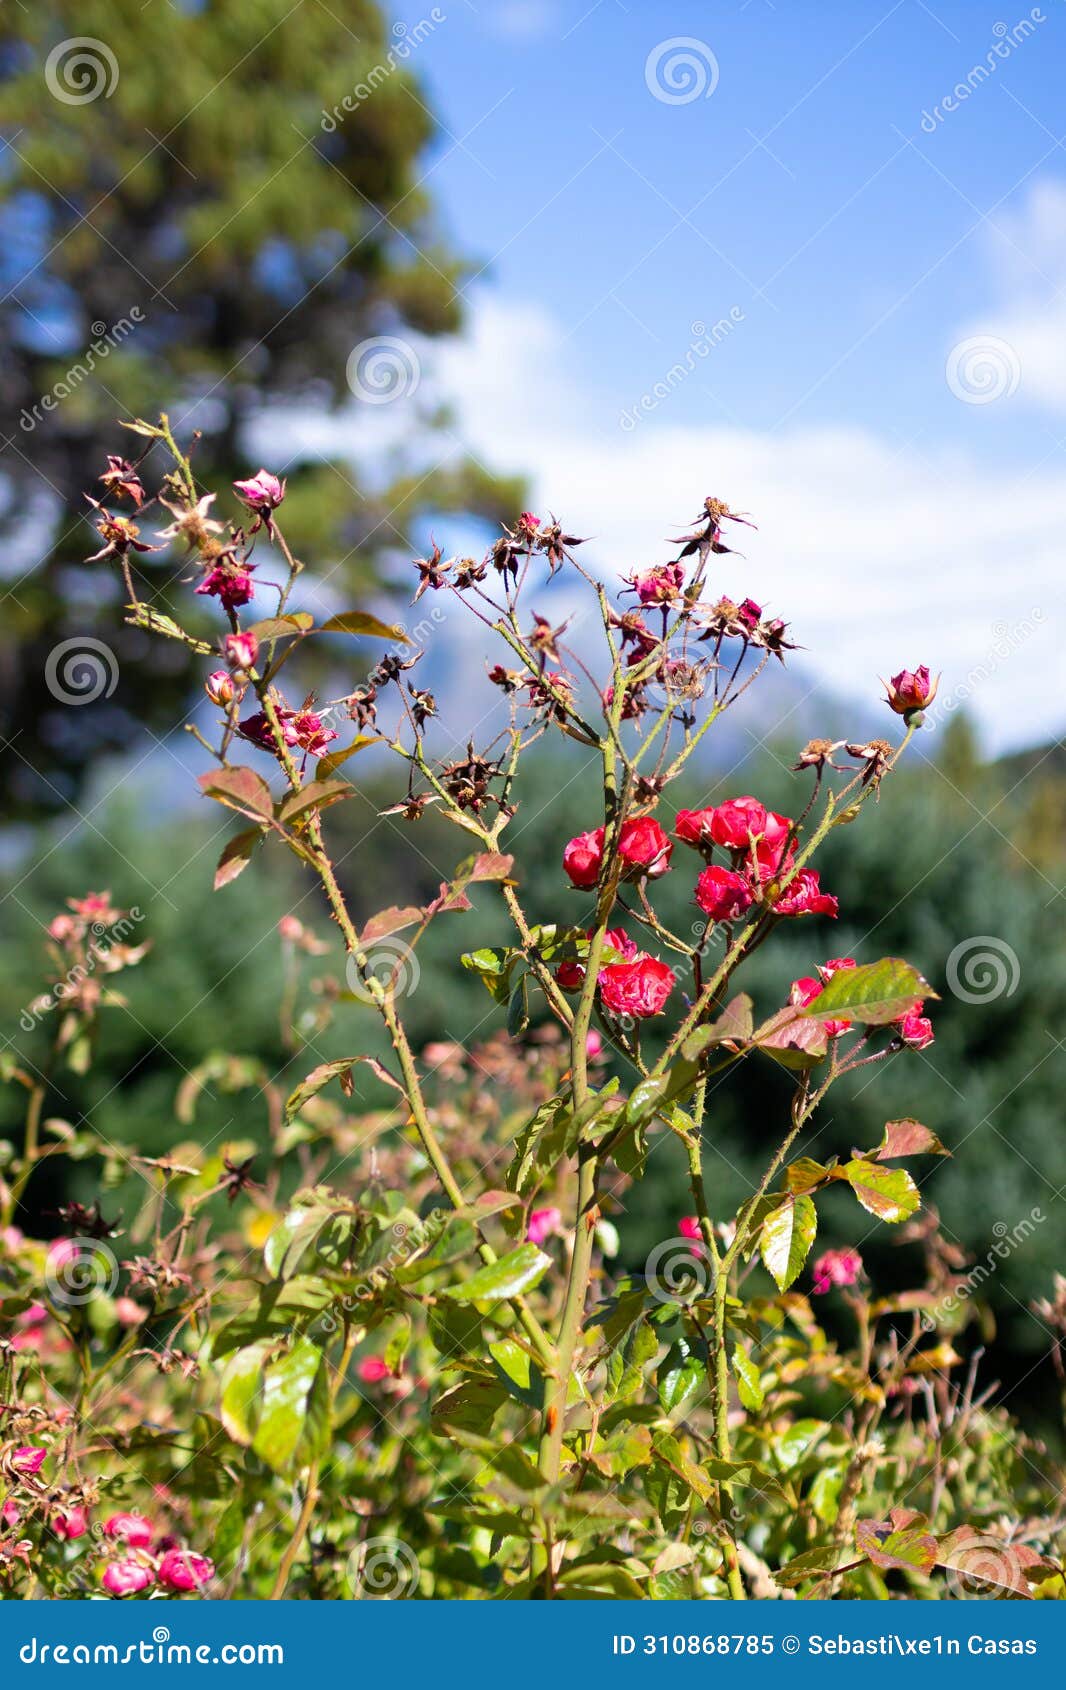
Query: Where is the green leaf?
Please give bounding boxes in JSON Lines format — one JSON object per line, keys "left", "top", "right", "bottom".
{"left": 320, "top": 610, "right": 409, "bottom": 641}
{"left": 856, "top": 1517, "right": 937, "bottom": 1574}
{"left": 444, "top": 1244, "right": 552, "bottom": 1305}
{"left": 316, "top": 736, "right": 380, "bottom": 776}
{"left": 657, "top": 1345, "right": 705, "bottom": 1417}
{"left": 803, "top": 956, "right": 933, "bottom": 1026}
{"left": 680, "top": 994, "right": 754, "bottom": 1061}
{"left": 263, "top": 1203, "right": 337, "bottom": 1280}
{"left": 253, "top": 1337, "right": 324, "bottom": 1472}
{"left": 759, "top": 1194, "right": 817, "bottom": 1291}
{"left": 556, "top": 1563, "right": 646, "bottom": 1600}
{"left": 219, "top": 1339, "right": 273, "bottom": 1445}
{"left": 506, "top": 1097, "right": 577, "bottom": 1196}
{"left": 871, "top": 1118, "right": 949, "bottom": 1160}
{"left": 247, "top": 613, "right": 314, "bottom": 641}
{"left": 214, "top": 826, "right": 261, "bottom": 890}
{"left": 774, "top": 1543, "right": 853, "bottom": 1587}
{"left": 279, "top": 780, "right": 353, "bottom": 822}
{"left": 785, "top": 1156, "right": 831, "bottom": 1194}
{"left": 732, "top": 1342, "right": 765, "bottom": 1411}
{"left": 838, "top": 1159, "right": 920, "bottom": 1223}
{"left": 198, "top": 766, "right": 274, "bottom": 821}
{"left": 489, "top": 1339, "right": 543, "bottom": 1409}
{"left": 284, "top": 1055, "right": 401, "bottom": 1120}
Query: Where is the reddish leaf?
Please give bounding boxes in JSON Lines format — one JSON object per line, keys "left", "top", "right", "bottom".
{"left": 753, "top": 1006, "right": 829, "bottom": 1069}
{"left": 870, "top": 1118, "right": 948, "bottom": 1160}
{"left": 279, "top": 780, "right": 353, "bottom": 823}
{"left": 360, "top": 906, "right": 423, "bottom": 943}
{"left": 214, "top": 827, "right": 261, "bottom": 889}
{"left": 856, "top": 1516, "right": 936, "bottom": 1573}
{"left": 199, "top": 766, "right": 274, "bottom": 821}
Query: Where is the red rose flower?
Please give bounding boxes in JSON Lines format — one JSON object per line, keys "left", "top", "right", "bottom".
{"left": 772, "top": 869, "right": 838, "bottom": 918}
{"left": 562, "top": 827, "right": 605, "bottom": 889}
{"left": 709, "top": 796, "right": 768, "bottom": 850}
{"left": 618, "top": 816, "right": 673, "bottom": 878}
{"left": 883, "top": 665, "right": 939, "bottom": 714}
{"left": 694, "top": 865, "right": 753, "bottom": 922}
{"left": 675, "top": 807, "right": 717, "bottom": 851}
{"left": 598, "top": 953, "right": 675, "bottom": 1018}
{"left": 897, "top": 1004, "right": 934, "bottom": 1049}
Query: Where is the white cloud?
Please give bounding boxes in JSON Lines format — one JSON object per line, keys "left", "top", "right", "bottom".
{"left": 430, "top": 296, "right": 1061, "bottom": 755}
{"left": 957, "top": 179, "right": 1066, "bottom": 412}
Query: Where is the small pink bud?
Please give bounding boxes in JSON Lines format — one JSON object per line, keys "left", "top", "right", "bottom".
{"left": 102, "top": 1558, "right": 153, "bottom": 1597}
{"left": 205, "top": 669, "right": 237, "bottom": 707}
{"left": 232, "top": 469, "right": 285, "bottom": 511}
{"left": 357, "top": 1356, "right": 392, "bottom": 1385}
{"left": 114, "top": 1297, "right": 147, "bottom": 1328}
{"left": 156, "top": 1548, "right": 214, "bottom": 1592}
{"left": 104, "top": 1512, "right": 153, "bottom": 1548}
{"left": 52, "top": 1505, "right": 89, "bottom": 1541}
{"left": 12, "top": 1446, "right": 46, "bottom": 1476}
{"left": 526, "top": 1207, "right": 563, "bottom": 1246}
{"left": 224, "top": 631, "right": 259, "bottom": 672}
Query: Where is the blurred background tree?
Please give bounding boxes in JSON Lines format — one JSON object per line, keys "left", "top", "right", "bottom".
{"left": 0, "top": 0, "right": 518, "bottom": 818}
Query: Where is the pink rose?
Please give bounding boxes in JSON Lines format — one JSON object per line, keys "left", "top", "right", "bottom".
{"left": 562, "top": 827, "right": 605, "bottom": 889}
{"left": 358, "top": 1356, "right": 392, "bottom": 1385}
{"left": 224, "top": 631, "right": 259, "bottom": 672}
{"left": 884, "top": 665, "right": 939, "bottom": 714}
{"left": 598, "top": 954, "right": 675, "bottom": 1019}
{"left": 102, "top": 1559, "right": 154, "bottom": 1597}
{"left": 812, "top": 1248, "right": 863, "bottom": 1295}
{"left": 631, "top": 563, "right": 685, "bottom": 605}
{"left": 205, "top": 669, "right": 237, "bottom": 707}
{"left": 11, "top": 1446, "right": 46, "bottom": 1476}
{"left": 694, "top": 865, "right": 753, "bottom": 922}
{"left": 104, "top": 1512, "right": 153, "bottom": 1548}
{"left": 156, "top": 1548, "right": 214, "bottom": 1593}
{"left": 196, "top": 564, "right": 256, "bottom": 609}
{"left": 898, "top": 1004, "right": 934, "bottom": 1049}
{"left": 52, "top": 1505, "right": 89, "bottom": 1541}
{"left": 526, "top": 1207, "right": 563, "bottom": 1246}
{"left": 232, "top": 469, "right": 285, "bottom": 511}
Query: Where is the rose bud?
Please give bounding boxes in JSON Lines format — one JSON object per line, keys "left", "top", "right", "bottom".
{"left": 736, "top": 597, "right": 762, "bottom": 629}
{"left": 156, "top": 1548, "right": 214, "bottom": 1593}
{"left": 526, "top": 1207, "right": 563, "bottom": 1246}
{"left": 772, "top": 869, "right": 838, "bottom": 919}
{"left": 232, "top": 469, "right": 286, "bottom": 512}
{"left": 790, "top": 974, "right": 850, "bottom": 1038}
{"left": 562, "top": 827, "right": 605, "bottom": 889}
{"left": 205, "top": 669, "right": 237, "bottom": 707}
{"left": 674, "top": 807, "right": 717, "bottom": 852}
{"left": 357, "top": 1356, "right": 392, "bottom": 1385}
{"left": 224, "top": 630, "right": 259, "bottom": 672}
{"left": 812, "top": 1247, "right": 863, "bottom": 1295}
{"left": 695, "top": 865, "right": 753, "bottom": 922}
{"left": 618, "top": 816, "right": 672, "bottom": 879}
{"left": 104, "top": 1512, "right": 153, "bottom": 1549}
{"left": 102, "top": 1559, "right": 154, "bottom": 1597}
{"left": 597, "top": 953, "right": 675, "bottom": 1018}
{"left": 555, "top": 960, "right": 585, "bottom": 991}
{"left": 678, "top": 1216, "right": 702, "bottom": 1247}
{"left": 709, "top": 796, "right": 768, "bottom": 850}
{"left": 51, "top": 1505, "right": 89, "bottom": 1541}
{"left": 629, "top": 562, "right": 685, "bottom": 605}
{"left": 585, "top": 1030, "right": 604, "bottom": 1062}
{"left": 11, "top": 1446, "right": 46, "bottom": 1476}
{"left": 882, "top": 665, "right": 939, "bottom": 716}
{"left": 897, "top": 1004, "right": 934, "bottom": 1049}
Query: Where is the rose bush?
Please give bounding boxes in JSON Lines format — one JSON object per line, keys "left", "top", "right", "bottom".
{"left": 0, "top": 420, "right": 1061, "bottom": 1600}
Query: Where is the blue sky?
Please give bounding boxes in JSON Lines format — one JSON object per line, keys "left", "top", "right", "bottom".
{"left": 325, "top": 0, "right": 1065, "bottom": 753}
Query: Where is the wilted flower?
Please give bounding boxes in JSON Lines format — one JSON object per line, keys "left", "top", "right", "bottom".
{"left": 224, "top": 631, "right": 259, "bottom": 672}
{"left": 232, "top": 469, "right": 285, "bottom": 514}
